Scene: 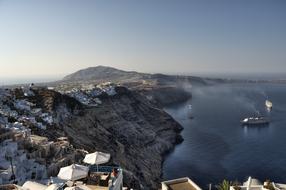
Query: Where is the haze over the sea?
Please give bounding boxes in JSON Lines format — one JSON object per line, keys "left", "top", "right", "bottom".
{"left": 0, "top": 76, "right": 62, "bottom": 86}
{"left": 0, "top": 0, "right": 286, "bottom": 80}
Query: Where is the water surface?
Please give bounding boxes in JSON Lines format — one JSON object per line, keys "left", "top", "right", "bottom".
{"left": 163, "top": 83, "right": 286, "bottom": 188}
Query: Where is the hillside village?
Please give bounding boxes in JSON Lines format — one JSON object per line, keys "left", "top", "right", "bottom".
{"left": 0, "top": 80, "right": 183, "bottom": 189}
{"left": 0, "top": 83, "right": 120, "bottom": 185}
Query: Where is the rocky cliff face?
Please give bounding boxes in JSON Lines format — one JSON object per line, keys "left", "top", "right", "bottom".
{"left": 63, "top": 87, "right": 183, "bottom": 189}
{"left": 24, "top": 87, "right": 183, "bottom": 189}
{"left": 137, "top": 86, "right": 192, "bottom": 106}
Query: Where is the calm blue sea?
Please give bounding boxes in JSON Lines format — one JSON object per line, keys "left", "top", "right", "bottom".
{"left": 163, "top": 83, "right": 286, "bottom": 188}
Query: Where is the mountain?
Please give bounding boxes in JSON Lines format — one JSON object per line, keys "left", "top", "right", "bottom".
{"left": 62, "top": 65, "right": 207, "bottom": 86}
{"left": 63, "top": 66, "right": 150, "bottom": 83}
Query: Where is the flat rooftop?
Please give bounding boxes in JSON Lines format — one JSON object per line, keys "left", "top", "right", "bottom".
{"left": 162, "top": 177, "right": 202, "bottom": 190}
{"left": 168, "top": 181, "right": 198, "bottom": 190}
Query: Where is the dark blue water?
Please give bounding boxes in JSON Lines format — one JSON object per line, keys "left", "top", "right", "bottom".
{"left": 162, "top": 83, "right": 286, "bottom": 188}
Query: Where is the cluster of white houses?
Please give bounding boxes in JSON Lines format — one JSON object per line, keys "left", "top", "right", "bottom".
{"left": 0, "top": 126, "right": 124, "bottom": 190}
{"left": 0, "top": 87, "right": 55, "bottom": 132}
{"left": 0, "top": 85, "right": 124, "bottom": 190}
{"left": 0, "top": 82, "right": 118, "bottom": 135}
{"left": 58, "top": 82, "right": 118, "bottom": 106}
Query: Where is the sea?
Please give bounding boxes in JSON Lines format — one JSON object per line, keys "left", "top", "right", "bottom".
{"left": 162, "top": 82, "right": 286, "bottom": 188}
{"left": 0, "top": 76, "right": 61, "bottom": 86}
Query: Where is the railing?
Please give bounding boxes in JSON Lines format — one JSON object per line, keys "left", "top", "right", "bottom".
{"left": 89, "top": 165, "right": 120, "bottom": 173}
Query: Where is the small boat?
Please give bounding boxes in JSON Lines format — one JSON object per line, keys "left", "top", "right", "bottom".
{"left": 187, "top": 104, "right": 193, "bottom": 119}
{"left": 240, "top": 116, "right": 270, "bottom": 125}
{"left": 265, "top": 100, "right": 273, "bottom": 109}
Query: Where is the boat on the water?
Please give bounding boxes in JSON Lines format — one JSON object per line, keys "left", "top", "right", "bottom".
{"left": 265, "top": 100, "right": 273, "bottom": 109}
{"left": 187, "top": 104, "right": 194, "bottom": 119}
{"left": 240, "top": 116, "right": 270, "bottom": 125}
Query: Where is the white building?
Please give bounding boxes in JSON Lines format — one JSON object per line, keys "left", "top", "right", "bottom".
{"left": 230, "top": 177, "right": 286, "bottom": 190}
{"left": 0, "top": 138, "right": 47, "bottom": 185}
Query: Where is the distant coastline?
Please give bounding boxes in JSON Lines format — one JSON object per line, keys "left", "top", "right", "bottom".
{"left": 1, "top": 70, "right": 286, "bottom": 88}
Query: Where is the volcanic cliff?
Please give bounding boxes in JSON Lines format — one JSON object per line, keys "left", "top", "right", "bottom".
{"left": 21, "top": 86, "right": 183, "bottom": 189}
{"left": 6, "top": 66, "right": 205, "bottom": 189}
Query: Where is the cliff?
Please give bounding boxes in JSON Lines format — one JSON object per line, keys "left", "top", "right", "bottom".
{"left": 62, "top": 87, "right": 183, "bottom": 189}
{"left": 17, "top": 87, "right": 183, "bottom": 189}
{"left": 4, "top": 66, "right": 201, "bottom": 189}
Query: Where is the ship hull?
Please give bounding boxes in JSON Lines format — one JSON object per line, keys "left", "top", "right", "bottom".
{"left": 240, "top": 117, "right": 270, "bottom": 126}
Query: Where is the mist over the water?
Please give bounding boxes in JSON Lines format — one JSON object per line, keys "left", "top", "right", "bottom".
{"left": 185, "top": 72, "right": 286, "bottom": 81}
{"left": 0, "top": 76, "right": 61, "bottom": 86}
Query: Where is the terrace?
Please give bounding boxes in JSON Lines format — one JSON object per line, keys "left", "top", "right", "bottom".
{"left": 52, "top": 166, "right": 123, "bottom": 190}
{"left": 84, "top": 165, "right": 123, "bottom": 190}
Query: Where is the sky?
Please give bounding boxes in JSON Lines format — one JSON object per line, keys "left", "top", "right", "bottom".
{"left": 0, "top": 0, "right": 286, "bottom": 81}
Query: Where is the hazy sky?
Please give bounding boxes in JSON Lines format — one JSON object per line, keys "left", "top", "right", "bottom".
{"left": 0, "top": 0, "right": 286, "bottom": 79}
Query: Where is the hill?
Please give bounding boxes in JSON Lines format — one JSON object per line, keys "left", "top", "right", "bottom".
{"left": 62, "top": 65, "right": 207, "bottom": 85}
{"left": 59, "top": 66, "right": 207, "bottom": 106}
{"left": 63, "top": 65, "right": 150, "bottom": 83}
